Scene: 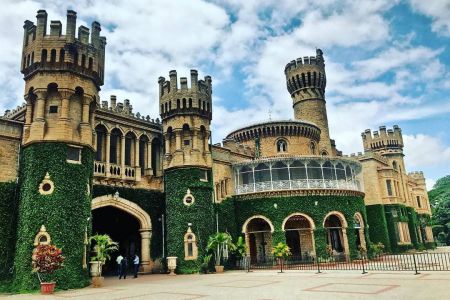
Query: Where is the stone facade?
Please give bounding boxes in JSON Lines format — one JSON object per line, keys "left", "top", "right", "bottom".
{"left": 0, "top": 9, "right": 435, "bottom": 284}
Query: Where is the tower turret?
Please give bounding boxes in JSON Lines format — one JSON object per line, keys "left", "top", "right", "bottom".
{"left": 159, "top": 70, "right": 212, "bottom": 169}
{"left": 13, "top": 10, "right": 106, "bottom": 290}
{"left": 361, "top": 125, "right": 404, "bottom": 154}
{"left": 159, "top": 70, "right": 215, "bottom": 272}
{"left": 284, "top": 49, "right": 331, "bottom": 154}
{"left": 21, "top": 10, "right": 106, "bottom": 148}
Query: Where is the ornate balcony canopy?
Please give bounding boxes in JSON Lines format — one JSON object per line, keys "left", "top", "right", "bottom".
{"left": 233, "top": 155, "right": 363, "bottom": 195}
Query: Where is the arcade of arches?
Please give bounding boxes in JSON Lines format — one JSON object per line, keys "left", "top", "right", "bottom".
{"left": 242, "top": 212, "right": 366, "bottom": 262}
{"left": 91, "top": 195, "right": 153, "bottom": 273}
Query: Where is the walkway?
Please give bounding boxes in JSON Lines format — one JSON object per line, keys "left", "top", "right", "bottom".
{"left": 3, "top": 269, "right": 450, "bottom": 299}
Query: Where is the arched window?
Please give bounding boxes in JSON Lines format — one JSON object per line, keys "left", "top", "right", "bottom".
{"left": 177, "top": 99, "right": 180, "bottom": 109}
{"left": 189, "top": 98, "right": 192, "bottom": 108}
{"left": 184, "top": 227, "right": 198, "bottom": 260}
{"left": 41, "top": 49, "right": 47, "bottom": 62}
{"left": 321, "top": 150, "right": 328, "bottom": 156}
{"left": 392, "top": 161, "right": 398, "bottom": 170}
{"left": 309, "top": 142, "right": 316, "bottom": 155}
{"left": 182, "top": 98, "right": 186, "bottom": 108}
{"left": 74, "top": 51, "right": 79, "bottom": 65}
{"left": 81, "top": 54, "right": 86, "bottom": 68}
{"left": 34, "top": 225, "right": 51, "bottom": 246}
{"left": 60, "top": 49, "right": 65, "bottom": 62}
{"left": 88, "top": 57, "right": 93, "bottom": 70}
{"left": 50, "top": 49, "right": 56, "bottom": 62}
{"left": 277, "top": 139, "right": 288, "bottom": 153}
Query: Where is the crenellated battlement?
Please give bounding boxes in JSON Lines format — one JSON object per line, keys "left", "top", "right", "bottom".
{"left": 361, "top": 125, "right": 403, "bottom": 152}
{"left": 21, "top": 10, "right": 107, "bottom": 88}
{"left": 99, "top": 95, "right": 161, "bottom": 125}
{"left": 159, "top": 70, "right": 212, "bottom": 121}
{"left": 2, "top": 103, "right": 26, "bottom": 120}
{"left": 285, "top": 49, "right": 326, "bottom": 99}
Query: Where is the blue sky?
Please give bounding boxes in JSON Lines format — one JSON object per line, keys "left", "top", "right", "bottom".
{"left": 0, "top": 0, "right": 449, "bottom": 189}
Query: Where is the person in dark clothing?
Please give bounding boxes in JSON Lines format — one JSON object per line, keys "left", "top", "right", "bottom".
{"left": 119, "top": 256, "right": 128, "bottom": 279}
{"left": 133, "top": 254, "right": 140, "bottom": 278}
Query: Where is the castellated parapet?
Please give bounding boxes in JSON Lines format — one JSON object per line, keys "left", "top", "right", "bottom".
{"left": 159, "top": 70, "right": 213, "bottom": 170}
{"left": 285, "top": 49, "right": 331, "bottom": 155}
{"left": 21, "top": 10, "right": 106, "bottom": 89}
{"left": 159, "top": 70, "right": 212, "bottom": 121}
{"left": 361, "top": 125, "right": 403, "bottom": 153}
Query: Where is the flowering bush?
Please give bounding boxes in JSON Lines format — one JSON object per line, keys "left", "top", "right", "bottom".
{"left": 32, "top": 244, "right": 64, "bottom": 283}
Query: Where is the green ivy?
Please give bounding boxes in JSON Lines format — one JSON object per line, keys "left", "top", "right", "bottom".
{"left": 164, "top": 168, "right": 215, "bottom": 273}
{"left": 0, "top": 181, "right": 19, "bottom": 282}
{"left": 366, "top": 205, "right": 392, "bottom": 252}
{"left": 218, "top": 195, "right": 369, "bottom": 259}
{"left": 91, "top": 185, "right": 165, "bottom": 259}
{"left": 12, "top": 143, "right": 93, "bottom": 292}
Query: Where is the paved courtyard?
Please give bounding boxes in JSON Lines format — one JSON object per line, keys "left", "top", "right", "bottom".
{"left": 3, "top": 269, "right": 450, "bottom": 299}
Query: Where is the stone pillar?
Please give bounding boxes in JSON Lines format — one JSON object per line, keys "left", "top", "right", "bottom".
{"left": 24, "top": 98, "right": 33, "bottom": 125}
{"left": 342, "top": 228, "right": 350, "bottom": 262}
{"left": 165, "top": 134, "right": 170, "bottom": 155}
{"left": 310, "top": 229, "right": 317, "bottom": 257}
{"left": 359, "top": 228, "right": 366, "bottom": 250}
{"left": 105, "top": 133, "right": 111, "bottom": 177}
{"left": 139, "top": 229, "right": 153, "bottom": 273}
{"left": 147, "top": 140, "right": 153, "bottom": 175}
{"left": 192, "top": 131, "right": 198, "bottom": 150}
{"left": 121, "top": 135, "right": 126, "bottom": 177}
{"left": 35, "top": 93, "right": 46, "bottom": 121}
{"left": 60, "top": 93, "right": 70, "bottom": 120}
{"left": 81, "top": 101, "right": 90, "bottom": 124}
{"left": 175, "top": 131, "right": 181, "bottom": 150}
{"left": 134, "top": 138, "right": 141, "bottom": 181}
{"left": 245, "top": 233, "right": 251, "bottom": 256}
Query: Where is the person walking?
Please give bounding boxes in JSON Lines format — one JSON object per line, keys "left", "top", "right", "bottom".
{"left": 119, "top": 256, "right": 128, "bottom": 279}
{"left": 116, "top": 254, "right": 123, "bottom": 278}
{"left": 133, "top": 254, "right": 140, "bottom": 278}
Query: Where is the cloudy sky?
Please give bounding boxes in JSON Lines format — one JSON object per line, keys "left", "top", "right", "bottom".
{"left": 0, "top": 0, "right": 449, "bottom": 189}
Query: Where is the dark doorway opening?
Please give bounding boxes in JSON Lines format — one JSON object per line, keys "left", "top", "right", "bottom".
{"left": 92, "top": 206, "right": 141, "bottom": 276}
{"left": 285, "top": 230, "right": 301, "bottom": 256}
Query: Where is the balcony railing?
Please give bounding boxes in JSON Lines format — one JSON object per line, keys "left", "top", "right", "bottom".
{"left": 233, "top": 156, "right": 363, "bottom": 195}
{"left": 93, "top": 161, "right": 137, "bottom": 180}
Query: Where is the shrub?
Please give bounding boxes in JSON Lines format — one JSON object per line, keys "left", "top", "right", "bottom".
{"left": 32, "top": 245, "right": 64, "bottom": 283}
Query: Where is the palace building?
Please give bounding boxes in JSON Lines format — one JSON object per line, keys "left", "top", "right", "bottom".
{"left": 0, "top": 10, "right": 433, "bottom": 290}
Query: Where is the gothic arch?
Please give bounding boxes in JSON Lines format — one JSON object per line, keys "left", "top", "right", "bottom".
{"left": 242, "top": 215, "right": 274, "bottom": 233}
{"left": 281, "top": 212, "right": 316, "bottom": 230}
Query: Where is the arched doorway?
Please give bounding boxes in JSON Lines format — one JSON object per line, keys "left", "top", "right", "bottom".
{"left": 242, "top": 216, "right": 274, "bottom": 264}
{"left": 92, "top": 195, "right": 152, "bottom": 273}
{"left": 282, "top": 213, "right": 315, "bottom": 260}
{"left": 323, "top": 212, "right": 349, "bottom": 259}
{"left": 353, "top": 212, "right": 366, "bottom": 252}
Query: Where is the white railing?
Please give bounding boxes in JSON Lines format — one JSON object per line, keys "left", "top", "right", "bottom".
{"left": 235, "top": 178, "right": 362, "bottom": 195}
{"left": 109, "top": 163, "right": 122, "bottom": 179}
{"left": 94, "top": 161, "right": 106, "bottom": 176}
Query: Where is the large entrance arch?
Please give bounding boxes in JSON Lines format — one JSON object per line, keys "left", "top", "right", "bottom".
{"left": 92, "top": 195, "right": 153, "bottom": 273}
{"left": 242, "top": 215, "right": 274, "bottom": 264}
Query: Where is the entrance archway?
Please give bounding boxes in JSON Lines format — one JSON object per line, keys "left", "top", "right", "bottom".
{"left": 242, "top": 216, "right": 274, "bottom": 264}
{"left": 323, "top": 211, "right": 349, "bottom": 260}
{"left": 92, "top": 195, "right": 152, "bottom": 273}
{"left": 282, "top": 213, "right": 315, "bottom": 260}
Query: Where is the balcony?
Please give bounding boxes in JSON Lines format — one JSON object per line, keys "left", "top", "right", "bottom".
{"left": 233, "top": 156, "right": 363, "bottom": 195}
{"left": 93, "top": 161, "right": 137, "bottom": 181}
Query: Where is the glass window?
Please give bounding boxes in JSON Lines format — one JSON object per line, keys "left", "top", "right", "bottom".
{"left": 272, "top": 162, "right": 288, "bottom": 181}
{"left": 67, "top": 146, "right": 81, "bottom": 163}
{"left": 240, "top": 166, "right": 254, "bottom": 185}
{"left": 307, "top": 161, "right": 322, "bottom": 179}
{"left": 336, "top": 163, "right": 346, "bottom": 180}
{"left": 254, "top": 163, "right": 270, "bottom": 182}
{"left": 386, "top": 179, "right": 393, "bottom": 196}
{"left": 322, "top": 161, "right": 335, "bottom": 180}
{"left": 277, "top": 140, "right": 287, "bottom": 152}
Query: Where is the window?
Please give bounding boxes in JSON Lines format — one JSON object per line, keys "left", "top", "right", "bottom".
{"left": 49, "top": 105, "right": 58, "bottom": 113}
{"left": 184, "top": 228, "right": 198, "bottom": 260}
{"left": 386, "top": 180, "right": 393, "bottom": 196}
{"left": 309, "top": 142, "right": 316, "bottom": 155}
{"left": 416, "top": 196, "right": 422, "bottom": 208}
{"left": 276, "top": 139, "right": 287, "bottom": 152}
{"left": 200, "top": 170, "right": 208, "bottom": 182}
{"left": 321, "top": 150, "right": 328, "bottom": 156}
{"left": 67, "top": 146, "right": 81, "bottom": 163}
{"left": 184, "top": 139, "right": 190, "bottom": 146}
{"left": 392, "top": 161, "right": 398, "bottom": 170}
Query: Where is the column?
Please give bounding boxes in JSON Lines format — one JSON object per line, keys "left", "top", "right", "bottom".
{"left": 175, "top": 131, "right": 181, "bottom": 150}
{"left": 140, "top": 229, "right": 153, "bottom": 273}
{"left": 192, "top": 131, "right": 198, "bottom": 150}
{"left": 105, "top": 133, "right": 111, "bottom": 177}
{"left": 35, "top": 93, "right": 46, "bottom": 121}
{"left": 121, "top": 135, "right": 126, "bottom": 177}
{"left": 310, "top": 230, "right": 317, "bottom": 257}
{"left": 24, "top": 97, "right": 33, "bottom": 125}
{"left": 245, "top": 233, "right": 251, "bottom": 256}
{"left": 135, "top": 137, "right": 141, "bottom": 181}
{"left": 147, "top": 140, "right": 153, "bottom": 176}
{"left": 60, "top": 93, "right": 70, "bottom": 120}
{"left": 81, "top": 102, "right": 90, "bottom": 124}
{"left": 165, "top": 134, "right": 170, "bottom": 155}
{"left": 342, "top": 228, "right": 350, "bottom": 262}
{"left": 204, "top": 131, "right": 210, "bottom": 152}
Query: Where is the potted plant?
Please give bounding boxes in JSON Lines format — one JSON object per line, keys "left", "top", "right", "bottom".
{"left": 272, "top": 242, "right": 291, "bottom": 273}
{"left": 90, "top": 234, "right": 118, "bottom": 287}
{"left": 206, "top": 232, "right": 236, "bottom": 273}
{"left": 32, "top": 244, "right": 64, "bottom": 294}
{"left": 231, "top": 236, "right": 248, "bottom": 268}
{"left": 200, "top": 254, "right": 212, "bottom": 274}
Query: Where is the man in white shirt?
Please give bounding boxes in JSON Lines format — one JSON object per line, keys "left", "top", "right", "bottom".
{"left": 116, "top": 254, "right": 123, "bottom": 278}
{"left": 133, "top": 254, "right": 140, "bottom": 278}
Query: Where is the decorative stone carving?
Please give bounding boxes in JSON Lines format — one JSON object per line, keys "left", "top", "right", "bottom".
{"left": 34, "top": 225, "right": 51, "bottom": 246}
{"left": 183, "top": 189, "right": 195, "bottom": 206}
{"left": 38, "top": 172, "right": 55, "bottom": 195}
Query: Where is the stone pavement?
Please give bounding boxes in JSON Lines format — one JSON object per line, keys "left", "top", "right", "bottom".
{"left": 3, "top": 269, "right": 450, "bottom": 300}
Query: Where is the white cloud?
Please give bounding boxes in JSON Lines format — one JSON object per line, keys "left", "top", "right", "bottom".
{"left": 403, "top": 134, "right": 450, "bottom": 169}
{"left": 409, "top": 0, "right": 450, "bottom": 36}
{"left": 426, "top": 178, "right": 436, "bottom": 191}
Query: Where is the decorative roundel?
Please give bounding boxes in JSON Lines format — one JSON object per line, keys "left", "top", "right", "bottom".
{"left": 183, "top": 189, "right": 195, "bottom": 206}
{"left": 39, "top": 172, "right": 55, "bottom": 195}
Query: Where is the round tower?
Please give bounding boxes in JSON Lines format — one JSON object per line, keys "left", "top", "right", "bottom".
{"left": 13, "top": 10, "right": 106, "bottom": 290}
{"left": 284, "top": 49, "right": 332, "bottom": 155}
{"left": 159, "top": 70, "right": 215, "bottom": 271}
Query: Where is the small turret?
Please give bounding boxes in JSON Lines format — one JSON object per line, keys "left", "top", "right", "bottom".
{"left": 361, "top": 125, "right": 403, "bottom": 153}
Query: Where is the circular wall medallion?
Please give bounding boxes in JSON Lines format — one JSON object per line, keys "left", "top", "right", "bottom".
{"left": 183, "top": 189, "right": 195, "bottom": 206}
{"left": 39, "top": 173, "right": 55, "bottom": 195}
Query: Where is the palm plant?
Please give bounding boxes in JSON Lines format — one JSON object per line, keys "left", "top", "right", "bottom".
{"left": 90, "top": 234, "right": 118, "bottom": 276}
{"left": 206, "top": 232, "right": 236, "bottom": 266}
{"left": 232, "top": 236, "right": 248, "bottom": 258}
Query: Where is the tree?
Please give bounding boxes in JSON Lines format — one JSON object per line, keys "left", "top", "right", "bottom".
{"left": 90, "top": 234, "right": 118, "bottom": 276}
{"left": 429, "top": 175, "right": 450, "bottom": 245}
{"left": 206, "top": 232, "right": 236, "bottom": 266}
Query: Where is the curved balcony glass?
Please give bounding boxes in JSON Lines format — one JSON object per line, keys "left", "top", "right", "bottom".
{"left": 233, "top": 156, "right": 363, "bottom": 195}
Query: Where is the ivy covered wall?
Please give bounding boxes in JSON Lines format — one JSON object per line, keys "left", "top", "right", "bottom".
{"left": 0, "top": 181, "right": 19, "bottom": 281}
{"left": 218, "top": 194, "right": 369, "bottom": 259}
{"left": 366, "top": 204, "right": 392, "bottom": 252}
{"left": 12, "top": 143, "right": 93, "bottom": 292}
{"left": 91, "top": 185, "right": 165, "bottom": 259}
{"left": 164, "top": 168, "right": 215, "bottom": 273}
